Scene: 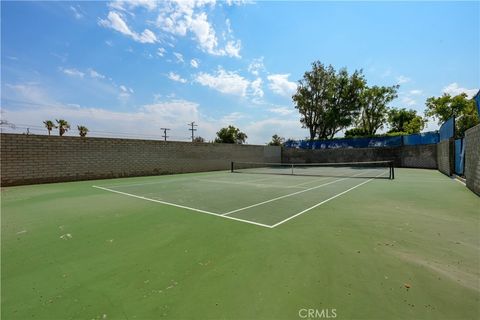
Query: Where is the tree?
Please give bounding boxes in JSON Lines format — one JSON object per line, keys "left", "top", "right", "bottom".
{"left": 358, "top": 85, "right": 399, "bottom": 135}
{"left": 268, "top": 134, "right": 285, "bottom": 146}
{"left": 77, "top": 125, "right": 89, "bottom": 137}
{"left": 43, "top": 120, "right": 56, "bottom": 136}
{"left": 344, "top": 128, "right": 368, "bottom": 138}
{"left": 215, "top": 125, "right": 247, "bottom": 144}
{"left": 193, "top": 136, "right": 205, "bottom": 143}
{"left": 292, "top": 61, "right": 366, "bottom": 141}
{"left": 388, "top": 108, "right": 425, "bottom": 134}
{"left": 425, "top": 93, "right": 478, "bottom": 137}
{"left": 56, "top": 119, "right": 70, "bottom": 136}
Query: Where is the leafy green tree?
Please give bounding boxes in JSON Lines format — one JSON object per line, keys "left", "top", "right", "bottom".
{"left": 56, "top": 119, "right": 70, "bottom": 136}
{"left": 77, "top": 125, "right": 89, "bottom": 137}
{"left": 358, "top": 85, "right": 399, "bottom": 135}
{"left": 425, "top": 93, "right": 478, "bottom": 137}
{"left": 344, "top": 128, "right": 368, "bottom": 138}
{"left": 43, "top": 120, "right": 56, "bottom": 135}
{"left": 268, "top": 134, "right": 285, "bottom": 146}
{"left": 292, "top": 61, "right": 366, "bottom": 141}
{"left": 388, "top": 108, "right": 425, "bottom": 134}
{"left": 215, "top": 125, "right": 247, "bottom": 144}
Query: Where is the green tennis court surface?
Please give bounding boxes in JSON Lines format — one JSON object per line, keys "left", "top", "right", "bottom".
{"left": 2, "top": 168, "right": 479, "bottom": 319}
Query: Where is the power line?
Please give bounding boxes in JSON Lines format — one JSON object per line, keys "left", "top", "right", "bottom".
{"left": 188, "top": 121, "right": 197, "bottom": 142}
{"left": 160, "top": 128, "right": 170, "bottom": 141}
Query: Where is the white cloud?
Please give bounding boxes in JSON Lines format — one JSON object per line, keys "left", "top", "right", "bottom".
{"left": 268, "top": 106, "right": 294, "bottom": 116}
{"left": 137, "top": 29, "right": 158, "bottom": 43}
{"left": 120, "top": 85, "right": 134, "bottom": 93}
{"left": 190, "top": 59, "right": 199, "bottom": 68}
{"left": 195, "top": 68, "right": 250, "bottom": 96}
{"left": 88, "top": 68, "right": 105, "bottom": 79}
{"left": 224, "top": 40, "right": 241, "bottom": 58}
{"left": 267, "top": 74, "right": 297, "bottom": 97}
{"left": 220, "top": 112, "right": 245, "bottom": 124}
{"left": 109, "top": 0, "right": 158, "bottom": 12}
{"left": 245, "top": 118, "right": 304, "bottom": 144}
{"left": 157, "top": 47, "right": 166, "bottom": 57}
{"left": 248, "top": 57, "right": 265, "bottom": 76}
{"left": 168, "top": 72, "right": 187, "bottom": 83}
{"left": 250, "top": 78, "right": 264, "bottom": 98}
{"left": 442, "top": 83, "right": 477, "bottom": 99}
{"left": 156, "top": 1, "right": 241, "bottom": 58}
{"left": 99, "top": 11, "right": 157, "bottom": 44}
{"left": 70, "top": 5, "right": 84, "bottom": 19}
{"left": 409, "top": 89, "right": 422, "bottom": 95}
{"left": 401, "top": 96, "right": 416, "bottom": 106}
{"left": 396, "top": 75, "right": 411, "bottom": 84}
{"left": 173, "top": 52, "right": 184, "bottom": 63}
{"left": 3, "top": 82, "right": 307, "bottom": 144}
{"left": 60, "top": 67, "right": 85, "bottom": 78}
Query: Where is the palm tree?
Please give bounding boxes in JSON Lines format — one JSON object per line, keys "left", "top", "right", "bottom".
{"left": 77, "top": 125, "right": 89, "bottom": 137}
{"left": 43, "top": 120, "right": 56, "bottom": 136}
{"left": 56, "top": 119, "right": 70, "bottom": 136}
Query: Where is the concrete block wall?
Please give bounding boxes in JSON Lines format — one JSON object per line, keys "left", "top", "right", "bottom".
{"left": 464, "top": 124, "right": 480, "bottom": 196}
{"left": 437, "top": 140, "right": 454, "bottom": 176}
{"left": 0, "top": 134, "right": 281, "bottom": 186}
{"left": 281, "top": 144, "right": 437, "bottom": 169}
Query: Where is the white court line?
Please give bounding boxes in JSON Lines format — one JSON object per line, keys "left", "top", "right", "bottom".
{"left": 291, "top": 176, "right": 330, "bottom": 187}
{"left": 222, "top": 171, "right": 371, "bottom": 216}
{"left": 92, "top": 185, "right": 273, "bottom": 229}
{"left": 195, "top": 178, "right": 308, "bottom": 190}
{"left": 270, "top": 172, "right": 385, "bottom": 228}
{"left": 97, "top": 171, "right": 229, "bottom": 188}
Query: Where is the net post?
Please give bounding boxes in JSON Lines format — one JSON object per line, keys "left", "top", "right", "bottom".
{"left": 231, "top": 161, "right": 234, "bottom": 173}
{"left": 390, "top": 161, "right": 395, "bottom": 180}
{"left": 291, "top": 164, "right": 294, "bottom": 175}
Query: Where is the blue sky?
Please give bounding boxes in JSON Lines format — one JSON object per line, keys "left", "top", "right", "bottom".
{"left": 1, "top": 0, "right": 479, "bottom": 143}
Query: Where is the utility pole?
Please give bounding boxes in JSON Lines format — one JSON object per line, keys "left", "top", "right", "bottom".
{"left": 160, "top": 128, "right": 170, "bottom": 141}
{"left": 188, "top": 121, "right": 197, "bottom": 142}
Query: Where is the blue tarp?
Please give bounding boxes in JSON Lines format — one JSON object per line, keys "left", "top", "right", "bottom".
{"left": 455, "top": 138, "right": 465, "bottom": 175}
{"left": 475, "top": 90, "right": 480, "bottom": 119}
{"left": 283, "top": 131, "right": 439, "bottom": 150}
{"left": 403, "top": 131, "right": 439, "bottom": 145}
{"left": 439, "top": 117, "right": 455, "bottom": 141}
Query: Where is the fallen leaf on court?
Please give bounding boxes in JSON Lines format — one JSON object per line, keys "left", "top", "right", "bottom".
{"left": 404, "top": 283, "right": 411, "bottom": 289}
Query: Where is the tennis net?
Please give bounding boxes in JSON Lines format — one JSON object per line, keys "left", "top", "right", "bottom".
{"left": 231, "top": 161, "right": 394, "bottom": 179}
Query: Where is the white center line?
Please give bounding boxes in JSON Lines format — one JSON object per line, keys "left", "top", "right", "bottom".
{"left": 222, "top": 171, "right": 370, "bottom": 216}
{"left": 92, "top": 185, "right": 274, "bottom": 228}
{"left": 271, "top": 172, "right": 385, "bottom": 228}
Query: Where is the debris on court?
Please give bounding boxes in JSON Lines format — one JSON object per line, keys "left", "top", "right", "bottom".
{"left": 59, "top": 233, "right": 72, "bottom": 240}
{"left": 16, "top": 230, "right": 27, "bottom": 235}
{"left": 404, "top": 283, "right": 412, "bottom": 289}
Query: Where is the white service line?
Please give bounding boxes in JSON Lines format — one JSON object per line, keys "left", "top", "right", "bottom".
{"left": 221, "top": 171, "right": 370, "bottom": 216}
{"left": 270, "top": 172, "right": 384, "bottom": 228}
{"left": 92, "top": 185, "right": 273, "bottom": 229}
{"left": 195, "top": 178, "right": 308, "bottom": 189}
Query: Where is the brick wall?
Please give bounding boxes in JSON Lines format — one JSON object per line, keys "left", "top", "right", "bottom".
{"left": 0, "top": 134, "right": 281, "bottom": 186}
{"left": 281, "top": 144, "right": 437, "bottom": 169}
{"left": 464, "top": 124, "right": 480, "bottom": 196}
{"left": 437, "top": 139, "right": 454, "bottom": 176}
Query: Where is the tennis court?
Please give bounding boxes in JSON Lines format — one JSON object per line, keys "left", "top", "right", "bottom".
{"left": 2, "top": 166, "right": 479, "bottom": 319}
{"left": 92, "top": 161, "right": 394, "bottom": 228}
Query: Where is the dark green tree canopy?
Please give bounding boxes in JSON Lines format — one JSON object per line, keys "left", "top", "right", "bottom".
{"left": 358, "top": 85, "right": 399, "bottom": 135}
{"left": 388, "top": 108, "right": 425, "bottom": 134}
{"left": 56, "top": 119, "right": 70, "bottom": 136}
{"left": 292, "top": 61, "right": 366, "bottom": 141}
{"left": 268, "top": 134, "right": 285, "bottom": 146}
{"left": 425, "top": 93, "right": 478, "bottom": 137}
{"left": 215, "top": 125, "right": 247, "bottom": 144}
